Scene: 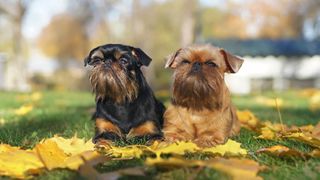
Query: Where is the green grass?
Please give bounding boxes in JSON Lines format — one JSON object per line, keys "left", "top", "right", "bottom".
{"left": 0, "top": 90, "right": 319, "bottom": 179}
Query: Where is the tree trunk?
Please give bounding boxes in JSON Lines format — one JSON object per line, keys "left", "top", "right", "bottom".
{"left": 180, "top": 0, "right": 198, "bottom": 47}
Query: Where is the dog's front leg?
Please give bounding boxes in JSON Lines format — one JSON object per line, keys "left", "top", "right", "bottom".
{"left": 93, "top": 118, "right": 123, "bottom": 145}
{"left": 126, "top": 121, "right": 163, "bottom": 143}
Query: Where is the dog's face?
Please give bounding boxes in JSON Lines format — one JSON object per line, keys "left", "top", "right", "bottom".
{"left": 84, "top": 44, "right": 152, "bottom": 103}
{"left": 165, "top": 44, "right": 243, "bottom": 110}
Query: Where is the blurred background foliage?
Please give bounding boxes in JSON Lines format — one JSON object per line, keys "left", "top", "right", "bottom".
{"left": 0, "top": 0, "right": 319, "bottom": 92}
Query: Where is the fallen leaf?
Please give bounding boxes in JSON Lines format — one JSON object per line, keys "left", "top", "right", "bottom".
{"left": 50, "top": 135, "right": 95, "bottom": 156}
{"left": 0, "top": 144, "right": 20, "bottom": 153}
{"left": 283, "top": 132, "right": 320, "bottom": 149}
{"left": 0, "top": 149, "right": 44, "bottom": 179}
{"left": 31, "top": 92, "right": 42, "bottom": 101}
{"left": 310, "top": 149, "right": 320, "bottom": 158}
{"left": 309, "top": 92, "right": 320, "bottom": 111}
{"left": 104, "top": 145, "right": 150, "bottom": 159}
{"left": 146, "top": 157, "right": 264, "bottom": 180}
{"left": 207, "top": 158, "right": 264, "bottom": 180}
{"left": 14, "top": 104, "right": 33, "bottom": 116}
{"left": 34, "top": 139, "right": 68, "bottom": 170}
{"left": 203, "top": 140, "right": 247, "bottom": 156}
{"left": 0, "top": 118, "right": 5, "bottom": 126}
{"left": 237, "top": 110, "right": 261, "bottom": 131}
{"left": 256, "top": 145, "right": 306, "bottom": 158}
{"left": 312, "top": 122, "right": 320, "bottom": 139}
{"left": 153, "top": 141, "right": 199, "bottom": 157}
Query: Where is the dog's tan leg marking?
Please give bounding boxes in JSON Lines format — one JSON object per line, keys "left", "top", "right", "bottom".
{"left": 95, "top": 118, "right": 122, "bottom": 136}
{"left": 126, "top": 121, "right": 159, "bottom": 139}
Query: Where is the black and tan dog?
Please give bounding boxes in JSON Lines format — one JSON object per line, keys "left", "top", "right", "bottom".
{"left": 84, "top": 44, "right": 165, "bottom": 144}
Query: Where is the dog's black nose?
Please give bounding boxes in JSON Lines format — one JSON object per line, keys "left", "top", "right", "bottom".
{"left": 192, "top": 62, "right": 201, "bottom": 72}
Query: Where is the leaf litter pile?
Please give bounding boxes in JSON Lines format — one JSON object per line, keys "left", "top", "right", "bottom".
{"left": 0, "top": 91, "right": 320, "bottom": 179}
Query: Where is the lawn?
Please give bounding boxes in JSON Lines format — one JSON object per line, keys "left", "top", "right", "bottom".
{"left": 0, "top": 90, "right": 319, "bottom": 179}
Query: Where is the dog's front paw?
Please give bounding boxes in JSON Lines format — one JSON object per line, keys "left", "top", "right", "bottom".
{"left": 194, "top": 136, "right": 227, "bottom": 148}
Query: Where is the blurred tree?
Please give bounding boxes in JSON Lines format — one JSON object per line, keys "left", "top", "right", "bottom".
{"left": 201, "top": 0, "right": 320, "bottom": 39}
{"left": 37, "top": 13, "right": 89, "bottom": 67}
{"left": 180, "top": 0, "right": 198, "bottom": 46}
{"left": 0, "top": 0, "right": 32, "bottom": 91}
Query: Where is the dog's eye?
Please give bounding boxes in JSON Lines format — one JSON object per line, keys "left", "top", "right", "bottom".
{"left": 92, "top": 56, "right": 103, "bottom": 61}
{"left": 205, "top": 61, "right": 217, "bottom": 67}
{"left": 120, "top": 58, "right": 128, "bottom": 64}
{"left": 181, "top": 60, "right": 190, "bottom": 64}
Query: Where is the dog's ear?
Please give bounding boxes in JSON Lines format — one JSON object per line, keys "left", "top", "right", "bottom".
{"left": 84, "top": 48, "right": 104, "bottom": 66}
{"left": 131, "top": 48, "right": 152, "bottom": 67}
{"left": 165, "top": 48, "right": 182, "bottom": 69}
{"left": 219, "top": 49, "right": 244, "bottom": 73}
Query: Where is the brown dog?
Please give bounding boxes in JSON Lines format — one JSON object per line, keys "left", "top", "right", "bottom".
{"left": 163, "top": 44, "right": 244, "bottom": 147}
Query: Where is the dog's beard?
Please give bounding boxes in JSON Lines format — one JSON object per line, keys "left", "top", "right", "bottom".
{"left": 172, "top": 70, "right": 224, "bottom": 111}
{"left": 89, "top": 64, "right": 138, "bottom": 103}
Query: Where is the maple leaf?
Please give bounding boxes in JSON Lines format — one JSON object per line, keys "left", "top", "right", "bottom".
{"left": 207, "top": 157, "right": 264, "bottom": 180}
{"left": 34, "top": 139, "right": 69, "bottom": 170}
{"left": 50, "top": 135, "right": 95, "bottom": 156}
{"left": 283, "top": 132, "right": 320, "bottom": 149}
{"left": 14, "top": 104, "right": 34, "bottom": 116}
{"left": 256, "top": 145, "right": 307, "bottom": 158}
{"left": 237, "top": 110, "right": 261, "bottom": 131}
{"left": 202, "top": 140, "right": 247, "bottom": 156}
{"left": 153, "top": 141, "right": 200, "bottom": 157}
{"left": 0, "top": 149, "right": 44, "bottom": 179}
{"left": 104, "top": 144, "right": 150, "bottom": 159}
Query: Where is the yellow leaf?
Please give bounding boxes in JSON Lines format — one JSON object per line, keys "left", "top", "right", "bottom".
{"left": 0, "top": 118, "right": 5, "bottom": 126}
{"left": 257, "top": 127, "right": 276, "bottom": 139}
{"left": 104, "top": 145, "right": 150, "bottom": 159}
{"left": 0, "top": 144, "right": 20, "bottom": 153}
{"left": 203, "top": 139, "right": 247, "bottom": 156}
{"left": 283, "top": 132, "right": 320, "bottom": 149}
{"left": 14, "top": 104, "right": 33, "bottom": 116}
{"left": 237, "top": 110, "right": 261, "bottom": 131}
{"left": 310, "top": 92, "right": 320, "bottom": 111}
{"left": 153, "top": 141, "right": 199, "bottom": 157}
{"left": 50, "top": 135, "right": 95, "bottom": 156}
{"left": 34, "top": 139, "right": 68, "bottom": 170}
{"left": 207, "top": 158, "right": 264, "bottom": 180}
{"left": 0, "top": 149, "right": 44, "bottom": 179}
{"left": 31, "top": 92, "right": 43, "bottom": 101}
